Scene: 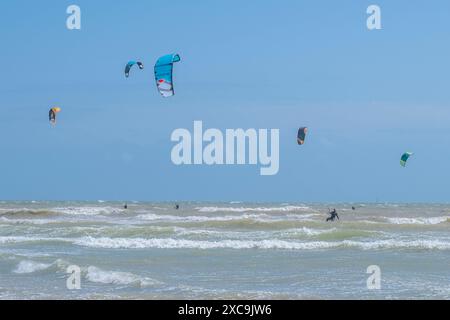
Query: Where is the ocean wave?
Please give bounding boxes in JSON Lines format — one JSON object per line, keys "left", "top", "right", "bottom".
{"left": 386, "top": 217, "right": 449, "bottom": 225}
{"left": 0, "top": 217, "right": 59, "bottom": 225}
{"left": 114, "top": 226, "right": 369, "bottom": 241}
{"left": 13, "top": 260, "right": 52, "bottom": 274}
{"left": 170, "top": 284, "right": 310, "bottom": 300}
{"left": 0, "top": 209, "right": 58, "bottom": 218}
{"left": 71, "top": 225, "right": 178, "bottom": 238}
{"left": 0, "top": 236, "right": 67, "bottom": 245}
{"left": 175, "top": 226, "right": 327, "bottom": 236}
{"left": 12, "top": 259, "right": 70, "bottom": 274}
{"left": 343, "top": 239, "right": 450, "bottom": 250}
{"left": 279, "top": 227, "right": 334, "bottom": 237}
{"left": 11, "top": 259, "right": 163, "bottom": 289}
{"left": 73, "top": 236, "right": 450, "bottom": 251}
{"left": 173, "top": 228, "right": 232, "bottom": 237}
{"left": 151, "top": 206, "right": 168, "bottom": 210}
{"left": 163, "top": 226, "right": 358, "bottom": 244}
{"left": 54, "top": 207, "right": 123, "bottom": 216}
{"left": 85, "top": 266, "right": 162, "bottom": 288}
{"left": 137, "top": 213, "right": 271, "bottom": 222}
{"left": 173, "top": 227, "right": 330, "bottom": 239}
{"left": 0, "top": 236, "right": 42, "bottom": 244}
{"left": 73, "top": 236, "right": 329, "bottom": 250}
{"left": 196, "top": 206, "right": 311, "bottom": 213}
{"left": 136, "top": 213, "right": 316, "bottom": 223}
{"left": 0, "top": 206, "right": 125, "bottom": 218}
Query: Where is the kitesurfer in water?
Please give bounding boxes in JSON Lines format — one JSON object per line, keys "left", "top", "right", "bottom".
{"left": 124, "top": 203, "right": 128, "bottom": 209}
{"left": 327, "top": 208, "right": 339, "bottom": 222}
{"left": 175, "top": 204, "right": 180, "bottom": 210}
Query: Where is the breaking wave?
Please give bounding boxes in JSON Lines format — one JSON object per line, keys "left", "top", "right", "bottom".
{"left": 12, "top": 259, "right": 70, "bottom": 274}
{"left": 196, "top": 206, "right": 312, "bottom": 213}
{"left": 73, "top": 236, "right": 450, "bottom": 251}
{"left": 136, "top": 213, "right": 317, "bottom": 223}
{"left": 386, "top": 216, "right": 449, "bottom": 225}
{"left": 54, "top": 207, "right": 123, "bottom": 216}
{"left": 13, "top": 260, "right": 52, "bottom": 274}
{"left": 86, "top": 266, "right": 162, "bottom": 288}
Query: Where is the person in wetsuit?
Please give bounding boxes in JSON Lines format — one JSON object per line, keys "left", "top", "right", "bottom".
{"left": 124, "top": 203, "right": 128, "bottom": 209}
{"left": 49, "top": 109, "right": 56, "bottom": 124}
{"left": 174, "top": 204, "right": 180, "bottom": 210}
{"left": 326, "top": 208, "right": 339, "bottom": 222}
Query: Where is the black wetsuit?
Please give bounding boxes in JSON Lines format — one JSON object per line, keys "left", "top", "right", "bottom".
{"left": 49, "top": 110, "right": 56, "bottom": 122}
{"left": 327, "top": 210, "right": 339, "bottom": 222}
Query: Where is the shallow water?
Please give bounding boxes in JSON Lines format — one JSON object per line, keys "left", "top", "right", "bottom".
{"left": 0, "top": 202, "right": 449, "bottom": 299}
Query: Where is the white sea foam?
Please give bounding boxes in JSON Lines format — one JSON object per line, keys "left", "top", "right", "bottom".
{"left": 0, "top": 236, "right": 40, "bottom": 244}
{"left": 74, "top": 237, "right": 331, "bottom": 250}
{"left": 136, "top": 212, "right": 315, "bottom": 223}
{"left": 13, "top": 260, "right": 52, "bottom": 274}
{"left": 173, "top": 226, "right": 332, "bottom": 238}
{"left": 0, "top": 217, "right": 56, "bottom": 225}
{"left": 0, "top": 208, "right": 55, "bottom": 215}
{"left": 387, "top": 217, "right": 449, "bottom": 225}
{"left": 137, "top": 213, "right": 271, "bottom": 222}
{"left": 284, "top": 227, "right": 335, "bottom": 236}
{"left": 73, "top": 236, "right": 450, "bottom": 251}
{"left": 174, "top": 228, "right": 227, "bottom": 236}
{"left": 85, "top": 266, "right": 162, "bottom": 287}
{"left": 0, "top": 207, "right": 115, "bottom": 217}
{"left": 342, "top": 239, "right": 450, "bottom": 250}
{"left": 54, "top": 207, "right": 121, "bottom": 216}
{"left": 0, "top": 236, "right": 67, "bottom": 245}
{"left": 196, "top": 206, "right": 311, "bottom": 213}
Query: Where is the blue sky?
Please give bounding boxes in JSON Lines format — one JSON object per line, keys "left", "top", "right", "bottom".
{"left": 0, "top": 0, "right": 449, "bottom": 202}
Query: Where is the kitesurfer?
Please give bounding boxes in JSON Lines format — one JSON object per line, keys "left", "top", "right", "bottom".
{"left": 49, "top": 109, "right": 56, "bottom": 124}
{"left": 48, "top": 109, "right": 56, "bottom": 122}
{"left": 327, "top": 208, "right": 339, "bottom": 222}
{"left": 48, "top": 107, "right": 61, "bottom": 125}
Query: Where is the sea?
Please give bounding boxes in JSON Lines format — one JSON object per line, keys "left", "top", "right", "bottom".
{"left": 0, "top": 201, "right": 449, "bottom": 300}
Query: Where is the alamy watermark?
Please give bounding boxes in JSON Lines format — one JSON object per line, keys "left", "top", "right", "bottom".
{"left": 66, "top": 265, "right": 81, "bottom": 290}
{"left": 66, "top": 5, "right": 81, "bottom": 30}
{"left": 366, "top": 265, "right": 381, "bottom": 290}
{"left": 171, "top": 121, "right": 279, "bottom": 176}
{"left": 64, "top": 5, "right": 380, "bottom": 31}
{"left": 367, "top": 5, "right": 382, "bottom": 30}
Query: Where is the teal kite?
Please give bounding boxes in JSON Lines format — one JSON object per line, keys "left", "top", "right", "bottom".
{"left": 125, "top": 61, "right": 144, "bottom": 78}
{"left": 154, "top": 53, "right": 180, "bottom": 97}
{"left": 400, "top": 152, "right": 413, "bottom": 167}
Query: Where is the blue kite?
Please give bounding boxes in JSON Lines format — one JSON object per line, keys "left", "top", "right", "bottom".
{"left": 125, "top": 61, "right": 144, "bottom": 78}
{"left": 154, "top": 53, "right": 181, "bottom": 97}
